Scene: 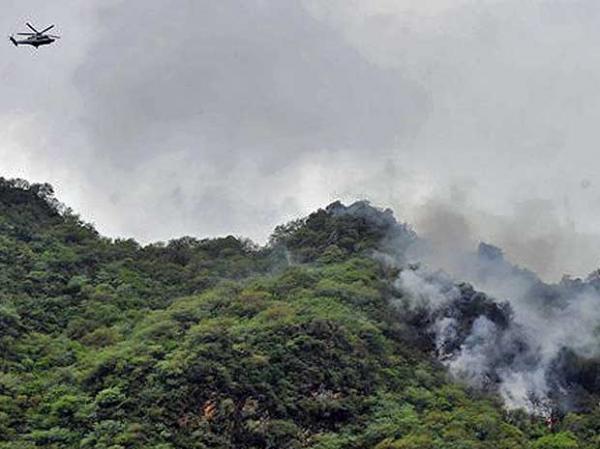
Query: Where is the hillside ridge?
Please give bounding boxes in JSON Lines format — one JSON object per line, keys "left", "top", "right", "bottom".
{"left": 0, "top": 178, "right": 599, "bottom": 449}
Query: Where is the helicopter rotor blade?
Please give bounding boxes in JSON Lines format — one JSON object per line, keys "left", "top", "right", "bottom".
{"left": 47, "top": 35, "right": 61, "bottom": 39}
{"left": 17, "top": 33, "right": 36, "bottom": 36}
{"left": 39, "top": 25, "right": 55, "bottom": 34}
{"left": 26, "top": 22, "right": 39, "bottom": 34}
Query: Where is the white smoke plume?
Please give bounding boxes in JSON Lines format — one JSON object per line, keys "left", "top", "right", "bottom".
{"left": 380, "top": 208, "right": 600, "bottom": 416}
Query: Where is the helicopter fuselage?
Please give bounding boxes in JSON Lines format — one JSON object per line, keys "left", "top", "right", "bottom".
{"left": 12, "top": 35, "right": 55, "bottom": 48}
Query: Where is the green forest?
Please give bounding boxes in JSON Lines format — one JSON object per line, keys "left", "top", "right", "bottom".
{"left": 0, "top": 177, "right": 598, "bottom": 449}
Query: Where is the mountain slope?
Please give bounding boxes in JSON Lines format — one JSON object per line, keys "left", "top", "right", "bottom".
{"left": 0, "top": 178, "right": 598, "bottom": 449}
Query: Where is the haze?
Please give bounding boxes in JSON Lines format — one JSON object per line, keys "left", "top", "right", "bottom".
{"left": 2, "top": 0, "right": 600, "bottom": 280}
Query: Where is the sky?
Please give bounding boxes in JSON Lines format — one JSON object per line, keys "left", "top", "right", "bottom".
{"left": 2, "top": 0, "right": 600, "bottom": 280}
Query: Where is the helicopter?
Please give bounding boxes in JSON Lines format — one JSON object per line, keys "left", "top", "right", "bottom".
{"left": 9, "top": 23, "right": 60, "bottom": 48}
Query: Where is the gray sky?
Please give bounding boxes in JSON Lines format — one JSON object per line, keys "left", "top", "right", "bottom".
{"left": 3, "top": 0, "right": 600, "bottom": 280}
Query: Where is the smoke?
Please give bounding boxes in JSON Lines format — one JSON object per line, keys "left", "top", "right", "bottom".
{"left": 408, "top": 193, "right": 600, "bottom": 283}
{"left": 365, "top": 201, "right": 600, "bottom": 416}
{"left": 394, "top": 262, "right": 600, "bottom": 415}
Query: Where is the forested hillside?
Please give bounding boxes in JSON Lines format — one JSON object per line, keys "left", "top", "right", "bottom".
{"left": 0, "top": 178, "right": 598, "bottom": 449}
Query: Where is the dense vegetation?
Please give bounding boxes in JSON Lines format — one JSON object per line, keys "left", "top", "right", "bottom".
{"left": 0, "top": 178, "right": 598, "bottom": 448}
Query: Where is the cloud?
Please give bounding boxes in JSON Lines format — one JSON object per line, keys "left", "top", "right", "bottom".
{"left": 74, "top": 1, "right": 426, "bottom": 168}
{"left": 64, "top": 0, "right": 426, "bottom": 240}
{"left": 3, "top": 0, "right": 600, "bottom": 279}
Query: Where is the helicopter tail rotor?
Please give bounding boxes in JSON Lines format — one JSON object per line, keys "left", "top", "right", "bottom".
{"left": 9, "top": 36, "right": 18, "bottom": 46}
